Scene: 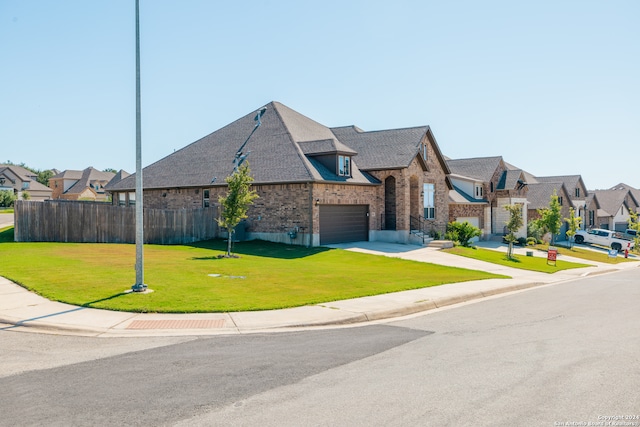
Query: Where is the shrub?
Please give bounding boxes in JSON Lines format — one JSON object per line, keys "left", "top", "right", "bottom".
{"left": 446, "top": 221, "right": 481, "bottom": 247}
{"left": 0, "top": 190, "right": 16, "bottom": 208}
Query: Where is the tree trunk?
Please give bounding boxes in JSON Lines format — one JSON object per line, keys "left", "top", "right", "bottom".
{"left": 226, "top": 228, "right": 233, "bottom": 256}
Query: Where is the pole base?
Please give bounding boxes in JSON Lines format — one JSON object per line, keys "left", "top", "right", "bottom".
{"left": 131, "top": 283, "right": 148, "bottom": 293}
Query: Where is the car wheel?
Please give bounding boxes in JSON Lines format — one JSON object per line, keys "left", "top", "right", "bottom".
{"left": 612, "top": 243, "right": 621, "bottom": 251}
{"left": 575, "top": 235, "right": 584, "bottom": 244}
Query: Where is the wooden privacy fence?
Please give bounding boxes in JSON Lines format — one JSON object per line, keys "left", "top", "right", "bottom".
{"left": 14, "top": 200, "right": 218, "bottom": 244}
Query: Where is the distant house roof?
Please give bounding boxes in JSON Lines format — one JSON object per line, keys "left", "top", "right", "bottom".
{"left": 590, "top": 188, "right": 639, "bottom": 217}
{"left": 108, "top": 101, "right": 446, "bottom": 191}
{"left": 446, "top": 156, "right": 503, "bottom": 182}
{"left": 536, "top": 175, "right": 586, "bottom": 196}
{"left": 609, "top": 183, "right": 640, "bottom": 205}
{"left": 526, "top": 182, "right": 568, "bottom": 210}
{"left": 56, "top": 167, "right": 116, "bottom": 195}
{"left": 0, "top": 164, "right": 52, "bottom": 196}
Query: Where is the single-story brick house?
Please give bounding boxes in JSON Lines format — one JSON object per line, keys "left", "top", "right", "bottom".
{"left": 106, "top": 101, "right": 452, "bottom": 247}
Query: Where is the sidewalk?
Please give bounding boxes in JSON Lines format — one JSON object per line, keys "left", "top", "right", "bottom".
{"left": 1, "top": 241, "right": 638, "bottom": 337}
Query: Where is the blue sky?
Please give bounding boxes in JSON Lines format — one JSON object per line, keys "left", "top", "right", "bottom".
{"left": 1, "top": 0, "right": 638, "bottom": 189}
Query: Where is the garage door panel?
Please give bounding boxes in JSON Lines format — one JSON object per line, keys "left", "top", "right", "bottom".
{"left": 319, "top": 205, "right": 368, "bottom": 245}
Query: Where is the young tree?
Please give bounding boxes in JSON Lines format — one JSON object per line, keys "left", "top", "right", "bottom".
{"left": 504, "top": 204, "right": 524, "bottom": 259}
{"left": 564, "top": 207, "right": 582, "bottom": 249}
{"left": 217, "top": 163, "right": 259, "bottom": 257}
{"left": 628, "top": 210, "right": 640, "bottom": 252}
{"left": 536, "top": 190, "right": 563, "bottom": 244}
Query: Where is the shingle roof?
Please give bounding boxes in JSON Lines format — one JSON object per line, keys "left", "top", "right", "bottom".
{"left": 0, "top": 165, "right": 52, "bottom": 194}
{"left": 51, "top": 170, "right": 83, "bottom": 180}
{"left": 330, "top": 125, "right": 429, "bottom": 170}
{"left": 497, "top": 169, "right": 526, "bottom": 191}
{"left": 536, "top": 175, "right": 587, "bottom": 196}
{"left": 526, "top": 182, "right": 567, "bottom": 210}
{"left": 449, "top": 185, "right": 488, "bottom": 204}
{"left": 589, "top": 189, "right": 638, "bottom": 217}
{"left": 108, "top": 101, "right": 439, "bottom": 191}
{"left": 609, "top": 183, "right": 640, "bottom": 204}
{"left": 298, "top": 139, "right": 357, "bottom": 156}
{"left": 65, "top": 167, "right": 115, "bottom": 195}
{"left": 446, "top": 156, "right": 503, "bottom": 182}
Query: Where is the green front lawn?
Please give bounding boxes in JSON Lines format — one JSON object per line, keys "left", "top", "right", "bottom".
{"left": 532, "top": 244, "right": 637, "bottom": 264}
{"left": 0, "top": 227, "right": 507, "bottom": 313}
{"left": 443, "top": 246, "right": 591, "bottom": 273}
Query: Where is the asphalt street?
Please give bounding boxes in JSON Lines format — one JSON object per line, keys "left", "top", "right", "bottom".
{"left": 1, "top": 268, "right": 639, "bottom": 427}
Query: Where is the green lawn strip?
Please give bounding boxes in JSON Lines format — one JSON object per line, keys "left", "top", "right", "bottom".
{"left": 531, "top": 244, "right": 637, "bottom": 264}
{"left": 0, "top": 231, "right": 507, "bottom": 313}
{"left": 443, "top": 246, "right": 591, "bottom": 273}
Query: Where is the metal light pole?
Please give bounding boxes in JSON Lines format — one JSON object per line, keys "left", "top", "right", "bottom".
{"left": 233, "top": 107, "right": 266, "bottom": 173}
{"left": 132, "top": 0, "right": 146, "bottom": 292}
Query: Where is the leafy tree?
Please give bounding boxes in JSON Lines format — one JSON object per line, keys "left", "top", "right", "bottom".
{"left": 37, "top": 170, "right": 54, "bottom": 186}
{"left": 536, "top": 190, "right": 562, "bottom": 244}
{"left": 103, "top": 168, "right": 118, "bottom": 173}
{"left": 21, "top": 191, "right": 30, "bottom": 200}
{"left": 217, "top": 163, "right": 259, "bottom": 257}
{"left": 628, "top": 210, "right": 640, "bottom": 253}
{"left": 445, "top": 221, "right": 481, "bottom": 247}
{"left": 504, "top": 204, "right": 524, "bottom": 259}
{"left": 0, "top": 190, "right": 16, "bottom": 207}
{"left": 564, "top": 207, "right": 582, "bottom": 249}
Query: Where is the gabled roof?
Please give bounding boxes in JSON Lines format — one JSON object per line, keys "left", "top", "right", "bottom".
{"left": 0, "top": 164, "right": 38, "bottom": 180}
{"left": 64, "top": 167, "right": 115, "bottom": 195}
{"left": 536, "top": 175, "right": 587, "bottom": 197}
{"left": 108, "top": 101, "right": 444, "bottom": 191}
{"left": 589, "top": 189, "right": 639, "bottom": 217}
{"left": 609, "top": 183, "right": 640, "bottom": 204}
{"left": 330, "top": 125, "right": 438, "bottom": 171}
{"left": 52, "top": 170, "right": 83, "bottom": 180}
{"left": 446, "top": 156, "right": 503, "bottom": 182}
{"left": 0, "top": 164, "right": 52, "bottom": 194}
{"left": 497, "top": 169, "right": 527, "bottom": 191}
{"left": 526, "top": 182, "right": 569, "bottom": 210}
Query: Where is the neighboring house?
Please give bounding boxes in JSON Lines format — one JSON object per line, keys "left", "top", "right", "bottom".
{"left": 584, "top": 193, "right": 601, "bottom": 229}
{"left": 0, "top": 164, "right": 53, "bottom": 201}
{"left": 447, "top": 156, "right": 528, "bottom": 239}
{"left": 49, "top": 167, "right": 118, "bottom": 202}
{"left": 525, "top": 181, "right": 572, "bottom": 239}
{"left": 535, "top": 175, "right": 589, "bottom": 229}
{"left": 106, "top": 101, "right": 452, "bottom": 247}
{"left": 610, "top": 183, "right": 640, "bottom": 206}
{"left": 588, "top": 188, "right": 639, "bottom": 231}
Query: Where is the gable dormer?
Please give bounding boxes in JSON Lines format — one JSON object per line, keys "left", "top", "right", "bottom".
{"left": 298, "top": 139, "right": 357, "bottom": 178}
